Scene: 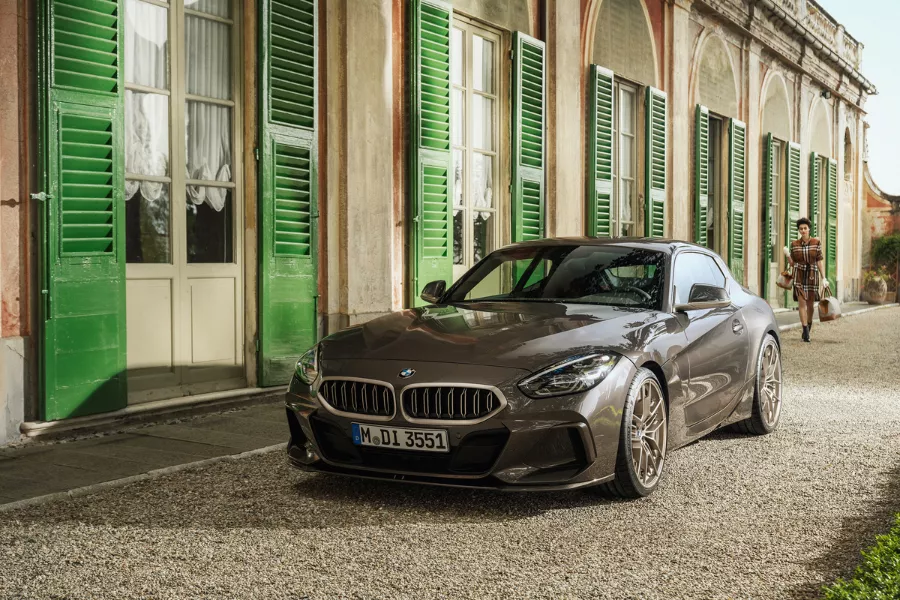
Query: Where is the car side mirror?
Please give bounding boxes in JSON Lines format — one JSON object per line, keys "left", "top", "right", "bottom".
{"left": 420, "top": 280, "right": 447, "bottom": 304}
{"left": 674, "top": 283, "right": 731, "bottom": 312}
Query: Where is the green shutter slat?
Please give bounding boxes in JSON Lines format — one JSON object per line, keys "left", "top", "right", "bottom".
{"left": 273, "top": 143, "right": 313, "bottom": 257}
{"left": 826, "top": 158, "right": 838, "bottom": 283}
{"left": 58, "top": 112, "right": 116, "bottom": 256}
{"left": 809, "top": 152, "right": 820, "bottom": 237}
{"left": 587, "top": 65, "right": 614, "bottom": 237}
{"left": 728, "top": 119, "right": 746, "bottom": 284}
{"left": 416, "top": 2, "right": 452, "bottom": 151}
{"left": 786, "top": 142, "right": 801, "bottom": 239}
{"left": 694, "top": 105, "right": 709, "bottom": 246}
{"left": 512, "top": 32, "right": 545, "bottom": 244}
{"left": 259, "top": 0, "right": 319, "bottom": 385}
{"left": 267, "top": 0, "right": 316, "bottom": 130}
{"left": 51, "top": 0, "right": 120, "bottom": 95}
{"left": 762, "top": 133, "right": 775, "bottom": 297}
{"left": 409, "top": 0, "right": 453, "bottom": 307}
{"left": 644, "top": 87, "right": 667, "bottom": 238}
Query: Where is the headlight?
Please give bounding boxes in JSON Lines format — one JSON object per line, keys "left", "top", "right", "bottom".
{"left": 519, "top": 353, "right": 620, "bottom": 398}
{"left": 296, "top": 345, "right": 319, "bottom": 384}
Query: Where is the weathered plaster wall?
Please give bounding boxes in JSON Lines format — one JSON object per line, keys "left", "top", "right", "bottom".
{"left": 0, "top": 0, "right": 27, "bottom": 444}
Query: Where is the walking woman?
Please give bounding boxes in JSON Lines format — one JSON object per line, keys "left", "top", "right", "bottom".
{"left": 783, "top": 217, "right": 828, "bottom": 343}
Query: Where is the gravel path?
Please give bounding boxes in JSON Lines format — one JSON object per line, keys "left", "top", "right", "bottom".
{"left": 2, "top": 307, "right": 899, "bottom": 600}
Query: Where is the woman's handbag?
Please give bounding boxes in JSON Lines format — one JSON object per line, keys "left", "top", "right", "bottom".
{"left": 776, "top": 267, "right": 794, "bottom": 290}
{"left": 819, "top": 284, "right": 842, "bottom": 322}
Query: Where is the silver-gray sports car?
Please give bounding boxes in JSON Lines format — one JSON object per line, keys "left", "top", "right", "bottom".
{"left": 285, "top": 238, "right": 783, "bottom": 498}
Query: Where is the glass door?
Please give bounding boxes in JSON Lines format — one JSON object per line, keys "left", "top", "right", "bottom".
{"left": 124, "top": 0, "right": 244, "bottom": 403}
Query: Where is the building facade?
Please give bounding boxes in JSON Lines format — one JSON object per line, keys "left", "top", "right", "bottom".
{"left": 0, "top": 0, "right": 876, "bottom": 444}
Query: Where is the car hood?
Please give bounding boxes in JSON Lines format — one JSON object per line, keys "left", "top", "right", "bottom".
{"left": 320, "top": 302, "right": 671, "bottom": 373}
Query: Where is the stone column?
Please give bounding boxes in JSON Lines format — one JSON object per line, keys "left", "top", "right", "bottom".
{"left": 324, "top": 0, "right": 349, "bottom": 333}
{"left": 744, "top": 40, "right": 763, "bottom": 294}
{"left": 326, "top": 0, "right": 396, "bottom": 327}
{"left": 669, "top": 0, "right": 693, "bottom": 241}
{"left": 545, "top": 0, "right": 584, "bottom": 236}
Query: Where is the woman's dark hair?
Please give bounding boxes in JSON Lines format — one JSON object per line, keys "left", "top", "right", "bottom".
{"left": 796, "top": 217, "right": 812, "bottom": 230}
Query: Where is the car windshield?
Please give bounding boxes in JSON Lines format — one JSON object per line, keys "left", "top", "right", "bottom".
{"left": 445, "top": 245, "right": 667, "bottom": 310}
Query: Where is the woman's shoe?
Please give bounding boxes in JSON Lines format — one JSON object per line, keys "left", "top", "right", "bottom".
{"left": 802, "top": 325, "right": 810, "bottom": 343}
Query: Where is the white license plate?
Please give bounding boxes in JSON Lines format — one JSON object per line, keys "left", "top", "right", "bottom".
{"left": 351, "top": 423, "right": 449, "bottom": 453}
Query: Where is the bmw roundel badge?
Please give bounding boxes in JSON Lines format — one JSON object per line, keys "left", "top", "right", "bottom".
{"left": 399, "top": 368, "right": 416, "bottom": 379}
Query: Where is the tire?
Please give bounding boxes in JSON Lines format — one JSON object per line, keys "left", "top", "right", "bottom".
{"left": 734, "top": 333, "right": 783, "bottom": 435}
{"left": 597, "top": 368, "right": 668, "bottom": 499}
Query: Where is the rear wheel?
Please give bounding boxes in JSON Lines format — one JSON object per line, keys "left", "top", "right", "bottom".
{"left": 735, "top": 334, "right": 782, "bottom": 435}
{"left": 599, "top": 368, "right": 667, "bottom": 499}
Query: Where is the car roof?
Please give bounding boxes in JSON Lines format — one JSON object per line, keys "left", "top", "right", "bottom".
{"left": 502, "top": 236, "right": 714, "bottom": 255}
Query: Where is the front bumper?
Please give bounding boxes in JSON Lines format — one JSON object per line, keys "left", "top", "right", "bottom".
{"left": 285, "top": 357, "right": 636, "bottom": 490}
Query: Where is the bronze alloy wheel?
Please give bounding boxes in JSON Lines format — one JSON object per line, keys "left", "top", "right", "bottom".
{"left": 600, "top": 368, "right": 668, "bottom": 499}
{"left": 735, "top": 334, "right": 783, "bottom": 435}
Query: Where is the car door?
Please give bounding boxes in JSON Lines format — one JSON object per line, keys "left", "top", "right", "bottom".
{"left": 671, "top": 252, "right": 747, "bottom": 429}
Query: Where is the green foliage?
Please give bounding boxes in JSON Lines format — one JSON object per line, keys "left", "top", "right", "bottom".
{"left": 872, "top": 233, "right": 900, "bottom": 273}
{"left": 823, "top": 514, "right": 900, "bottom": 600}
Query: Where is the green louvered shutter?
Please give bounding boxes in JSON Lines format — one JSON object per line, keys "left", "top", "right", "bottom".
{"left": 728, "top": 119, "right": 746, "bottom": 284}
{"left": 826, "top": 158, "right": 838, "bottom": 284}
{"left": 762, "top": 133, "right": 776, "bottom": 297}
{"left": 512, "top": 32, "right": 545, "bottom": 243}
{"left": 37, "top": 0, "right": 126, "bottom": 420}
{"left": 410, "top": 0, "right": 453, "bottom": 306}
{"left": 785, "top": 142, "right": 801, "bottom": 245}
{"left": 259, "top": 0, "right": 318, "bottom": 385}
{"left": 587, "top": 65, "right": 614, "bottom": 237}
{"left": 694, "top": 105, "right": 709, "bottom": 246}
{"left": 809, "top": 152, "right": 820, "bottom": 237}
{"left": 645, "top": 87, "right": 667, "bottom": 238}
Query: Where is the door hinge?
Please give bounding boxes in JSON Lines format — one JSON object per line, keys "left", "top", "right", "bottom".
{"left": 41, "top": 289, "right": 51, "bottom": 319}
{"left": 254, "top": 147, "right": 259, "bottom": 161}
{"left": 254, "top": 336, "right": 259, "bottom": 353}
{"left": 509, "top": 49, "right": 515, "bottom": 61}
{"left": 31, "top": 192, "right": 52, "bottom": 202}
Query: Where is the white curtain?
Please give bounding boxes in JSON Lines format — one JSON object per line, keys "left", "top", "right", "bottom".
{"left": 185, "top": 14, "right": 233, "bottom": 212}
{"left": 124, "top": 0, "right": 233, "bottom": 213}
{"left": 124, "top": 0, "right": 168, "bottom": 210}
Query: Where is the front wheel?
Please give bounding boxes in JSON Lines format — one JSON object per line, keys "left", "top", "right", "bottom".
{"left": 598, "top": 368, "right": 668, "bottom": 499}
{"left": 735, "top": 334, "right": 783, "bottom": 435}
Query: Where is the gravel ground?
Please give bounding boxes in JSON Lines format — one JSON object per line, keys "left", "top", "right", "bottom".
{"left": 2, "top": 308, "right": 900, "bottom": 600}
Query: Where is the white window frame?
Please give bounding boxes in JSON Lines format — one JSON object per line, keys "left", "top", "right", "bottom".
{"left": 451, "top": 17, "right": 502, "bottom": 276}
{"left": 613, "top": 80, "right": 639, "bottom": 237}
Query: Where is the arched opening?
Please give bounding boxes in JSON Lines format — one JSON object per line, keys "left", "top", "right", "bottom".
{"left": 761, "top": 74, "right": 792, "bottom": 142}
{"left": 696, "top": 35, "right": 738, "bottom": 118}
{"left": 588, "top": 0, "right": 658, "bottom": 238}
{"left": 591, "top": 0, "right": 658, "bottom": 86}
{"left": 809, "top": 100, "right": 832, "bottom": 158}
{"left": 693, "top": 34, "right": 739, "bottom": 254}
{"left": 759, "top": 73, "right": 793, "bottom": 306}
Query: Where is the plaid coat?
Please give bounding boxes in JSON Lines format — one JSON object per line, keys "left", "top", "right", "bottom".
{"left": 791, "top": 237, "right": 824, "bottom": 301}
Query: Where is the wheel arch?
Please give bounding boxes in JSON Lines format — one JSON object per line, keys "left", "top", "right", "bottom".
{"left": 635, "top": 360, "right": 669, "bottom": 412}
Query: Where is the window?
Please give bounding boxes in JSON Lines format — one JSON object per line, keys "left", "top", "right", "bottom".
{"left": 673, "top": 252, "right": 726, "bottom": 305}
{"left": 447, "top": 245, "right": 667, "bottom": 310}
{"left": 125, "top": 0, "right": 238, "bottom": 265}
{"left": 451, "top": 20, "right": 501, "bottom": 279}
{"left": 612, "top": 81, "right": 639, "bottom": 237}
{"left": 706, "top": 116, "right": 723, "bottom": 252}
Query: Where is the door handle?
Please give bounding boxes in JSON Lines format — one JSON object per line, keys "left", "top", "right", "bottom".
{"left": 732, "top": 319, "right": 744, "bottom": 335}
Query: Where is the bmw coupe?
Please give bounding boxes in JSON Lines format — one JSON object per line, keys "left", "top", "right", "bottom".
{"left": 285, "top": 238, "right": 783, "bottom": 498}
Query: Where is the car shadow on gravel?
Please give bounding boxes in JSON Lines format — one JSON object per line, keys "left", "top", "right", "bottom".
{"left": 288, "top": 470, "right": 619, "bottom": 523}
{"left": 786, "top": 462, "right": 900, "bottom": 599}
{"left": 1, "top": 454, "right": 629, "bottom": 530}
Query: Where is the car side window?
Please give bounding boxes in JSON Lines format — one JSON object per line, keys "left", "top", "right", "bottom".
{"left": 673, "top": 253, "right": 726, "bottom": 305}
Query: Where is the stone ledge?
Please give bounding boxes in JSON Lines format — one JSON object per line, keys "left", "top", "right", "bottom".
{"left": 17, "top": 386, "right": 285, "bottom": 444}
